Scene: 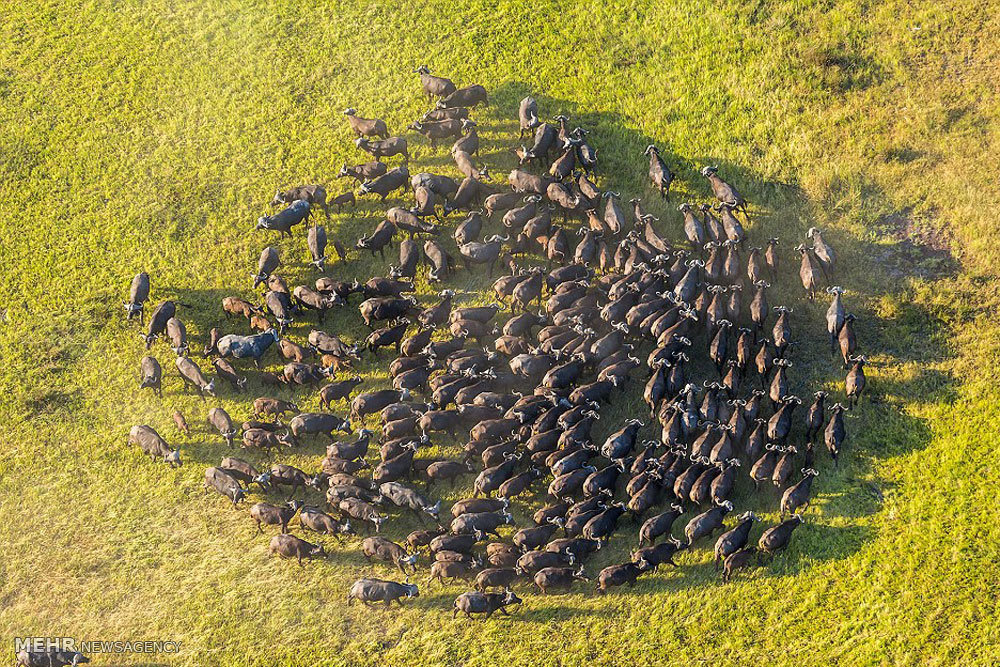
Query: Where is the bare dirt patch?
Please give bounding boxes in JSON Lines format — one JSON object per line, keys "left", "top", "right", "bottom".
{"left": 874, "top": 209, "right": 958, "bottom": 280}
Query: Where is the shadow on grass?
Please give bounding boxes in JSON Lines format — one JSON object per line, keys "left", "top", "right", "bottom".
{"left": 468, "top": 81, "right": 958, "bottom": 567}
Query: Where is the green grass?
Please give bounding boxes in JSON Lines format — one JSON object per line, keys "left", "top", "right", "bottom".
{"left": 2, "top": 0, "right": 1000, "bottom": 664}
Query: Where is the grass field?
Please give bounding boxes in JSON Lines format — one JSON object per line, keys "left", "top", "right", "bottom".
{"left": 2, "top": 0, "right": 1000, "bottom": 665}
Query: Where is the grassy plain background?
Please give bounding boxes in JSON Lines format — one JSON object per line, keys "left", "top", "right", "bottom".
{"left": 1, "top": 0, "right": 999, "bottom": 664}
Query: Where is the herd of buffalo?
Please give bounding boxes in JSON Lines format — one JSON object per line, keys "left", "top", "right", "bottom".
{"left": 122, "top": 67, "right": 867, "bottom": 621}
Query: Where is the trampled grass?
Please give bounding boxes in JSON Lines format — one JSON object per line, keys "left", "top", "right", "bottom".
{"left": 1, "top": 0, "right": 999, "bottom": 665}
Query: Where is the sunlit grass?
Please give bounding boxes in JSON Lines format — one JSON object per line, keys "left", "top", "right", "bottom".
{"left": 1, "top": 0, "right": 999, "bottom": 664}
